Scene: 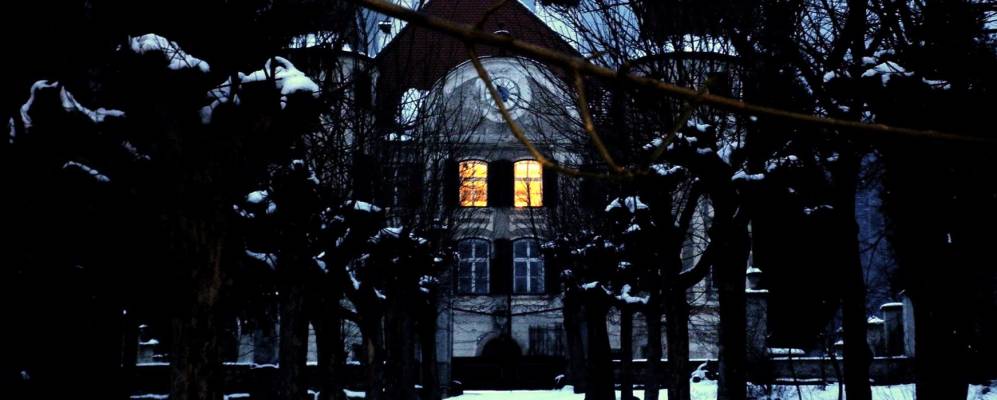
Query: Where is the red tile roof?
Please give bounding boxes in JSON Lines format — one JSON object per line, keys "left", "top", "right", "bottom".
{"left": 375, "top": 0, "right": 578, "bottom": 94}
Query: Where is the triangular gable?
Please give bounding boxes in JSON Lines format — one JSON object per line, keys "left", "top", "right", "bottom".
{"left": 375, "top": 0, "right": 578, "bottom": 94}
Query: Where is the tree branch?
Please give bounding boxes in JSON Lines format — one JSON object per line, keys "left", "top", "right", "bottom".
{"left": 354, "top": 0, "right": 995, "bottom": 145}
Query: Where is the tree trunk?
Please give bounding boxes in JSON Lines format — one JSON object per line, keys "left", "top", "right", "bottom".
{"left": 120, "top": 310, "right": 139, "bottom": 400}
{"left": 419, "top": 303, "right": 441, "bottom": 400}
{"left": 713, "top": 191, "right": 749, "bottom": 400}
{"left": 912, "top": 293, "right": 969, "bottom": 399}
{"left": 620, "top": 307, "right": 634, "bottom": 400}
{"left": 644, "top": 299, "right": 663, "bottom": 400}
{"left": 363, "top": 316, "right": 387, "bottom": 400}
{"left": 170, "top": 220, "right": 225, "bottom": 400}
{"left": 171, "top": 310, "right": 223, "bottom": 400}
{"left": 664, "top": 288, "right": 691, "bottom": 400}
{"left": 563, "top": 292, "right": 588, "bottom": 393}
{"left": 385, "top": 302, "right": 419, "bottom": 400}
{"left": 835, "top": 155, "right": 872, "bottom": 400}
{"left": 583, "top": 296, "right": 615, "bottom": 400}
{"left": 278, "top": 282, "right": 309, "bottom": 400}
{"left": 314, "top": 301, "right": 345, "bottom": 400}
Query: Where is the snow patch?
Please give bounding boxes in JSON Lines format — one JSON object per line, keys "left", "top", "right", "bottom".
{"left": 129, "top": 34, "right": 210, "bottom": 73}
{"left": 803, "top": 205, "right": 834, "bottom": 215}
{"left": 606, "top": 196, "right": 649, "bottom": 213}
{"left": 246, "top": 249, "right": 278, "bottom": 270}
{"left": 351, "top": 200, "right": 383, "bottom": 213}
{"left": 650, "top": 163, "right": 684, "bottom": 177}
{"left": 242, "top": 56, "right": 320, "bottom": 109}
{"left": 247, "top": 190, "right": 269, "bottom": 204}
{"left": 63, "top": 161, "right": 111, "bottom": 183}
{"left": 861, "top": 61, "right": 913, "bottom": 85}
{"left": 617, "top": 284, "right": 648, "bottom": 304}
{"left": 642, "top": 137, "right": 663, "bottom": 151}
{"left": 19, "top": 81, "right": 125, "bottom": 130}
{"left": 732, "top": 170, "right": 764, "bottom": 182}
{"left": 200, "top": 77, "right": 240, "bottom": 124}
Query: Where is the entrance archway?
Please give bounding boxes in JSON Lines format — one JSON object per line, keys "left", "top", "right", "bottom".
{"left": 479, "top": 334, "right": 522, "bottom": 388}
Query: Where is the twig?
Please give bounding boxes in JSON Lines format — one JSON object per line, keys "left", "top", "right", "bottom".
{"left": 572, "top": 69, "right": 625, "bottom": 174}
{"left": 467, "top": 45, "right": 621, "bottom": 179}
{"left": 354, "top": 0, "right": 997, "bottom": 145}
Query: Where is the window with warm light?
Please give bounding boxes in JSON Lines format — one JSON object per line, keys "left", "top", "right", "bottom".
{"left": 514, "top": 160, "right": 543, "bottom": 207}
{"left": 459, "top": 160, "right": 488, "bottom": 207}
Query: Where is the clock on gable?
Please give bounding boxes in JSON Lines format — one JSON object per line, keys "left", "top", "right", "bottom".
{"left": 476, "top": 63, "right": 532, "bottom": 122}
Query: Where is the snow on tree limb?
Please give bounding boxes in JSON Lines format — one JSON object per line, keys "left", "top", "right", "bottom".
{"left": 200, "top": 77, "right": 239, "bottom": 124}
{"left": 605, "top": 196, "right": 649, "bottom": 213}
{"left": 617, "top": 284, "right": 648, "bottom": 304}
{"left": 731, "top": 170, "right": 765, "bottom": 182}
{"left": 129, "top": 34, "right": 210, "bottom": 73}
{"left": 63, "top": 161, "right": 111, "bottom": 183}
{"left": 242, "top": 56, "right": 320, "bottom": 110}
{"left": 18, "top": 80, "right": 125, "bottom": 133}
{"left": 245, "top": 248, "right": 277, "bottom": 270}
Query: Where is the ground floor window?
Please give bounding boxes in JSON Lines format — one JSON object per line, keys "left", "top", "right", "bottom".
{"left": 513, "top": 238, "right": 544, "bottom": 294}
{"left": 458, "top": 239, "right": 490, "bottom": 294}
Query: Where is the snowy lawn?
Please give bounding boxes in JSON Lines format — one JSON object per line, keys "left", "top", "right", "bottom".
{"left": 448, "top": 381, "right": 997, "bottom": 400}
{"left": 129, "top": 381, "right": 997, "bottom": 400}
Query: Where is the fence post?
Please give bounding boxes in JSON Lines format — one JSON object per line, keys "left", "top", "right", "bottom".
{"left": 745, "top": 267, "right": 768, "bottom": 364}
{"left": 881, "top": 302, "right": 904, "bottom": 357}
{"left": 866, "top": 316, "right": 885, "bottom": 357}
{"left": 902, "top": 292, "right": 916, "bottom": 357}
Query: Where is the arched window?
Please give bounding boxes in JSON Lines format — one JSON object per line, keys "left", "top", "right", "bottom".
{"left": 459, "top": 160, "right": 488, "bottom": 207}
{"left": 513, "top": 238, "right": 544, "bottom": 294}
{"left": 457, "top": 239, "right": 490, "bottom": 294}
{"left": 514, "top": 160, "right": 542, "bottom": 207}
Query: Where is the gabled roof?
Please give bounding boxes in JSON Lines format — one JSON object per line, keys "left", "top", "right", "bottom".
{"left": 375, "top": 0, "right": 578, "bottom": 92}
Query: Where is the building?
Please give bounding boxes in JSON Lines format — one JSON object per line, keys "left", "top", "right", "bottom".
{"left": 370, "top": 0, "right": 721, "bottom": 391}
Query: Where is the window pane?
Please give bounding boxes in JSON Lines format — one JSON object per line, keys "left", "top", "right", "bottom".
{"left": 514, "top": 160, "right": 543, "bottom": 207}
{"left": 531, "top": 261, "right": 544, "bottom": 293}
{"left": 514, "top": 260, "right": 527, "bottom": 293}
{"left": 458, "top": 241, "right": 472, "bottom": 258}
{"left": 528, "top": 240, "right": 540, "bottom": 256}
{"left": 514, "top": 260, "right": 527, "bottom": 276}
{"left": 530, "top": 265, "right": 543, "bottom": 293}
{"left": 458, "top": 261, "right": 472, "bottom": 293}
{"left": 474, "top": 240, "right": 489, "bottom": 257}
{"left": 459, "top": 161, "right": 488, "bottom": 207}
{"left": 530, "top": 274, "right": 544, "bottom": 294}
{"left": 514, "top": 276, "right": 528, "bottom": 293}
{"left": 473, "top": 261, "right": 489, "bottom": 294}
{"left": 513, "top": 240, "right": 527, "bottom": 257}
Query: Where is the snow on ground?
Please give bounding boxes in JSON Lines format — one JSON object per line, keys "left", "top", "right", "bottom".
{"left": 448, "top": 381, "right": 997, "bottom": 400}
{"left": 127, "top": 381, "right": 997, "bottom": 400}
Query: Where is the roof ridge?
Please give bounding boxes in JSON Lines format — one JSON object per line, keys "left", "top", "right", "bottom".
{"left": 375, "top": 0, "right": 578, "bottom": 60}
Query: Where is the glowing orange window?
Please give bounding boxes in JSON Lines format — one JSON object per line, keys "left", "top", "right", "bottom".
{"left": 514, "top": 160, "right": 542, "bottom": 207}
{"left": 459, "top": 160, "right": 488, "bottom": 207}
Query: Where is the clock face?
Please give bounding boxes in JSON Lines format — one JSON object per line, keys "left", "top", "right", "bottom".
{"left": 490, "top": 77, "right": 522, "bottom": 110}
{"left": 479, "top": 73, "right": 531, "bottom": 122}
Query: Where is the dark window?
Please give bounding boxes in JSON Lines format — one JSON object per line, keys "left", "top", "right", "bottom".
{"left": 513, "top": 239, "right": 544, "bottom": 294}
{"left": 458, "top": 239, "right": 490, "bottom": 294}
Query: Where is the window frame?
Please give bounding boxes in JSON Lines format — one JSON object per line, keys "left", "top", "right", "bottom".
{"left": 459, "top": 159, "right": 489, "bottom": 207}
{"left": 512, "top": 238, "right": 545, "bottom": 294}
{"left": 457, "top": 238, "right": 491, "bottom": 294}
{"left": 513, "top": 159, "right": 543, "bottom": 208}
